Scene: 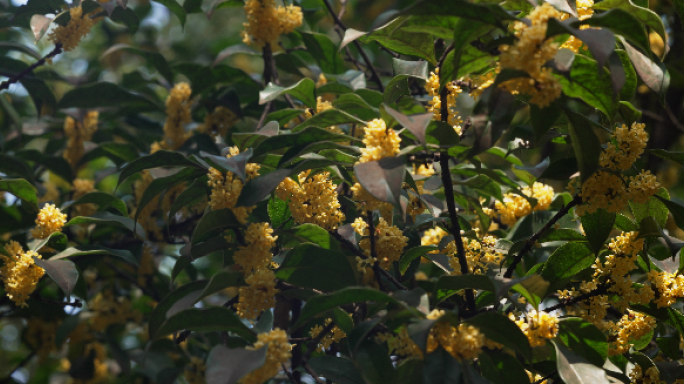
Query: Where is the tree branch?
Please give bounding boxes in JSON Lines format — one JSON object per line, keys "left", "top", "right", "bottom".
{"left": 503, "top": 194, "right": 582, "bottom": 278}
{"left": 302, "top": 360, "right": 326, "bottom": 384}
{"left": 0, "top": 44, "right": 62, "bottom": 91}
{"left": 543, "top": 284, "right": 608, "bottom": 313}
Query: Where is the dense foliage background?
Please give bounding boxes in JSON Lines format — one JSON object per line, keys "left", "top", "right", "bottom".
{"left": 2, "top": 0, "right": 684, "bottom": 383}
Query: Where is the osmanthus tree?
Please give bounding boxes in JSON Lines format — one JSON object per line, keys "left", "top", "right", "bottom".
{"left": 2, "top": 0, "right": 684, "bottom": 382}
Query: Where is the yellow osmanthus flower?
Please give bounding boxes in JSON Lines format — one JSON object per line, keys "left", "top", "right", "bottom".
{"left": 466, "top": 70, "right": 497, "bottom": 100}
{"left": 499, "top": 3, "right": 563, "bottom": 107}
{"left": 628, "top": 170, "right": 660, "bottom": 204}
{"left": 354, "top": 217, "right": 408, "bottom": 270}
{"left": 48, "top": 6, "right": 96, "bottom": 51}
{"left": 305, "top": 96, "right": 345, "bottom": 134}
{"left": 649, "top": 31, "right": 665, "bottom": 57}
{"left": 239, "top": 329, "right": 292, "bottom": 384}
{"left": 426, "top": 310, "right": 484, "bottom": 360}
{"left": 493, "top": 182, "right": 554, "bottom": 227}
{"left": 424, "top": 69, "right": 463, "bottom": 134}
{"left": 629, "top": 364, "right": 661, "bottom": 384}
{"left": 131, "top": 170, "right": 164, "bottom": 240}
{"left": 608, "top": 310, "right": 656, "bottom": 355}
{"left": 406, "top": 181, "right": 431, "bottom": 221}
{"left": 275, "top": 171, "right": 345, "bottom": 230}
{"left": 571, "top": 171, "right": 629, "bottom": 216}
{"left": 208, "top": 146, "right": 260, "bottom": 224}
{"left": 184, "top": 357, "right": 206, "bottom": 384}
{"left": 241, "top": 0, "right": 303, "bottom": 47}
{"left": 198, "top": 106, "right": 238, "bottom": 138}
{"left": 89, "top": 290, "right": 142, "bottom": 332}
{"left": 25, "top": 317, "right": 59, "bottom": 361}
{"left": 152, "top": 83, "right": 193, "bottom": 153}
{"left": 510, "top": 309, "right": 558, "bottom": 347}
{"left": 63, "top": 111, "right": 98, "bottom": 168}
{"left": 309, "top": 318, "right": 347, "bottom": 352}
{"left": 137, "top": 243, "right": 156, "bottom": 287}
{"left": 600, "top": 122, "right": 649, "bottom": 171}
{"left": 0, "top": 242, "right": 44, "bottom": 307}
{"left": 233, "top": 222, "right": 277, "bottom": 276}
{"left": 414, "top": 163, "right": 435, "bottom": 177}
{"left": 446, "top": 236, "right": 505, "bottom": 276}
{"left": 31, "top": 204, "right": 67, "bottom": 239}
{"left": 235, "top": 268, "right": 279, "bottom": 320}
{"left": 72, "top": 178, "right": 96, "bottom": 217}
{"left": 421, "top": 226, "right": 449, "bottom": 254}
{"left": 375, "top": 326, "right": 423, "bottom": 358}
{"left": 646, "top": 269, "right": 684, "bottom": 308}
{"left": 560, "top": 0, "right": 594, "bottom": 53}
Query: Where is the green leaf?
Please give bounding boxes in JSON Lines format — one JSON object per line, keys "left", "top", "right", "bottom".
{"left": 464, "top": 312, "right": 532, "bottom": 360}
{"left": 168, "top": 178, "right": 207, "bottom": 225}
{"left": 667, "top": 308, "right": 684, "bottom": 337}
{"left": 581, "top": 209, "right": 616, "bottom": 254}
{"left": 62, "top": 191, "right": 128, "bottom": 217}
{"left": 558, "top": 318, "right": 609, "bottom": 366}
{"left": 427, "top": 121, "right": 461, "bottom": 148}
{"left": 354, "top": 156, "right": 406, "bottom": 207}
{"left": 205, "top": 345, "right": 267, "bottom": 384}
{"left": 631, "top": 188, "right": 670, "bottom": 227}
{"left": 393, "top": 58, "right": 428, "bottom": 80}
{"left": 362, "top": 17, "right": 436, "bottom": 64}
{"left": 559, "top": 55, "right": 619, "bottom": 119}
{"left": 152, "top": 0, "right": 186, "bottom": 26}
{"left": 14, "top": 150, "right": 74, "bottom": 182}
{"left": 530, "top": 101, "right": 563, "bottom": 141}
{"left": 546, "top": 18, "right": 616, "bottom": 69}
{"left": 400, "top": 0, "right": 515, "bottom": 28}
{"left": 110, "top": 6, "right": 140, "bottom": 33}
{"left": 479, "top": 351, "right": 529, "bottom": 384}
{"left": 191, "top": 208, "right": 242, "bottom": 244}
{"left": 399, "top": 245, "right": 438, "bottom": 274}
{"left": 650, "top": 149, "right": 684, "bottom": 165}
{"left": 79, "top": 142, "right": 140, "bottom": 167}
{"left": 308, "top": 356, "right": 366, "bottom": 384}
{"left": 0, "top": 178, "right": 37, "bottom": 211}
{"left": 593, "top": 0, "right": 666, "bottom": 47}
{"left": 355, "top": 340, "right": 397, "bottom": 384}
{"left": 253, "top": 127, "right": 356, "bottom": 157}
{"left": 619, "top": 37, "right": 669, "bottom": 100}
{"left": 154, "top": 307, "right": 255, "bottom": 342}
{"left": 100, "top": 44, "right": 173, "bottom": 84}
{"left": 300, "top": 32, "right": 346, "bottom": 75}
{"left": 510, "top": 275, "right": 550, "bottom": 310}
{"left": 332, "top": 94, "right": 379, "bottom": 121}
{"left": 65, "top": 212, "right": 146, "bottom": 239}
{"left": 259, "top": 78, "right": 316, "bottom": 109}
{"left": 553, "top": 341, "right": 611, "bottom": 384}
{"left": 385, "top": 106, "right": 432, "bottom": 146}
{"left": 29, "top": 232, "right": 67, "bottom": 253}
{"left": 235, "top": 169, "right": 291, "bottom": 207}
{"left": 541, "top": 242, "right": 594, "bottom": 283}
{"left": 117, "top": 150, "right": 203, "bottom": 188}
{"left": 582, "top": 9, "right": 650, "bottom": 55}
{"left": 295, "top": 287, "right": 407, "bottom": 329}
{"left": 148, "top": 280, "right": 207, "bottom": 339}
{"left": 281, "top": 224, "right": 331, "bottom": 249}
{"left": 565, "top": 110, "right": 602, "bottom": 183}
{"left": 443, "top": 19, "right": 491, "bottom": 88}
{"left": 34, "top": 258, "right": 78, "bottom": 298}
{"left": 195, "top": 270, "right": 246, "bottom": 303}
{"left": 276, "top": 244, "right": 357, "bottom": 291}
{"left": 540, "top": 228, "right": 587, "bottom": 242}
{"left": 422, "top": 349, "right": 462, "bottom": 384}
{"left": 50, "top": 246, "right": 138, "bottom": 266}
{"left": 265, "top": 108, "right": 302, "bottom": 127}
{"left": 656, "top": 336, "right": 681, "bottom": 360}
{"left": 454, "top": 174, "right": 504, "bottom": 202}
{"left": 134, "top": 168, "right": 205, "bottom": 227}
{"left": 295, "top": 108, "right": 366, "bottom": 132}
{"left": 0, "top": 56, "right": 56, "bottom": 114}
{"left": 58, "top": 82, "right": 161, "bottom": 111}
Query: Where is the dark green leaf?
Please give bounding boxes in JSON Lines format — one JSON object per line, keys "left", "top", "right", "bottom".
{"left": 101, "top": 45, "right": 173, "bottom": 84}
{"left": 281, "top": 224, "right": 331, "bottom": 249}
{"left": 205, "top": 345, "right": 267, "bottom": 384}
{"left": 581, "top": 209, "right": 616, "bottom": 253}
{"left": 464, "top": 312, "right": 532, "bottom": 360}
{"left": 301, "top": 32, "right": 346, "bottom": 74}
{"left": 152, "top": 0, "right": 186, "bottom": 26}
{"left": 541, "top": 242, "right": 594, "bottom": 282}
{"left": 148, "top": 280, "right": 207, "bottom": 339}
{"left": 399, "top": 245, "right": 438, "bottom": 274}
{"left": 385, "top": 106, "right": 432, "bottom": 145}
{"left": 117, "top": 150, "right": 203, "bottom": 188}
{"left": 58, "top": 82, "right": 161, "bottom": 111}
{"left": 34, "top": 258, "right": 78, "bottom": 298}
{"left": 0, "top": 178, "right": 37, "bottom": 211}
{"left": 565, "top": 110, "right": 602, "bottom": 182}
{"left": 558, "top": 318, "right": 609, "bottom": 366}
{"left": 155, "top": 307, "right": 255, "bottom": 341}
{"left": 253, "top": 127, "right": 356, "bottom": 157}
{"left": 400, "top": 0, "right": 516, "bottom": 28}
{"left": 553, "top": 341, "right": 611, "bottom": 384}
{"left": 235, "top": 169, "right": 291, "bottom": 207}
{"left": 195, "top": 270, "right": 246, "bottom": 303}
{"left": 530, "top": 101, "right": 562, "bottom": 141}
{"left": 354, "top": 156, "right": 406, "bottom": 207}
{"left": 65, "top": 212, "right": 146, "bottom": 239}
{"left": 354, "top": 340, "right": 397, "bottom": 384}
{"left": 546, "top": 18, "right": 616, "bottom": 69}
{"left": 50, "top": 246, "right": 138, "bottom": 266}
{"left": 29, "top": 232, "right": 67, "bottom": 253}
{"left": 276, "top": 244, "right": 357, "bottom": 291}
{"left": 110, "top": 6, "right": 140, "bottom": 33}
{"left": 619, "top": 37, "right": 669, "bottom": 100}
{"left": 295, "top": 108, "right": 366, "bottom": 132}
{"left": 656, "top": 336, "right": 681, "bottom": 360}
{"left": 479, "top": 350, "right": 529, "bottom": 384}
{"left": 631, "top": 188, "right": 669, "bottom": 227}
{"left": 259, "top": 78, "right": 316, "bottom": 109}
{"left": 62, "top": 191, "right": 128, "bottom": 216}
{"left": 191, "top": 208, "right": 242, "bottom": 244}
{"left": 422, "top": 349, "right": 462, "bottom": 384}
{"left": 332, "top": 94, "right": 379, "bottom": 121}
{"left": 362, "top": 17, "right": 436, "bottom": 64}
{"left": 308, "top": 356, "right": 366, "bottom": 384}
{"left": 593, "top": 0, "right": 666, "bottom": 45}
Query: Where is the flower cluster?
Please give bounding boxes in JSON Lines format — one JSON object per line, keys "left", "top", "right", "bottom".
{"left": 629, "top": 364, "right": 662, "bottom": 384}
{"left": 647, "top": 270, "right": 684, "bottom": 308}
{"left": 358, "top": 118, "right": 401, "bottom": 163}
{"left": 493, "top": 182, "right": 554, "bottom": 227}
{"left": 25, "top": 318, "right": 60, "bottom": 361}
{"left": 72, "top": 178, "right": 96, "bottom": 217}
{"left": 426, "top": 310, "right": 484, "bottom": 360}
{"left": 184, "top": 357, "right": 206, "bottom": 384}
{"left": 89, "top": 290, "right": 142, "bottom": 332}
{"left": 305, "top": 96, "right": 345, "bottom": 134}
{"left": 63, "top": 111, "right": 98, "bottom": 168}
{"left": 309, "top": 318, "right": 347, "bottom": 352}
{"left": 208, "top": 146, "right": 260, "bottom": 224}
{"left": 0, "top": 241, "right": 44, "bottom": 307}
{"left": 574, "top": 122, "right": 660, "bottom": 216}
{"left": 375, "top": 327, "right": 422, "bottom": 357}
{"left": 466, "top": 70, "right": 496, "bottom": 100}
{"left": 73, "top": 343, "right": 109, "bottom": 384}
{"left": 509, "top": 309, "right": 559, "bottom": 347}
{"left": 353, "top": 217, "right": 408, "bottom": 270}
{"left": 608, "top": 310, "right": 656, "bottom": 355}
{"left": 235, "top": 268, "right": 279, "bottom": 321}
{"left": 239, "top": 329, "right": 292, "bottom": 384}
{"left": 31, "top": 204, "right": 67, "bottom": 239}
{"left": 198, "top": 106, "right": 238, "bottom": 138}
{"left": 137, "top": 243, "right": 156, "bottom": 287}
{"left": 446, "top": 236, "right": 504, "bottom": 275}
{"left": 241, "top": 0, "right": 303, "bottom": 47}
{"left": 560, "top": 0, "right": 595, "bottom": 53}
{"left": 276, "top": 171, "right": 345, "bottom": 230}
{"left": 152, "top": 83, "right": 193, "bottom": 152}
{"left": 48, "top": 6, "right": 96, "bottom": 51}
{"left": 499, "top": 3, "right": 563, "bottom": 107}
{"left": 424, "top": 69, "right": 463, "bottom": 133}
{"left": 421, "top": 226, "right": 449, "bottom": 254}
{"left": 233, "top": 222, "right": 277, "bottom": 276}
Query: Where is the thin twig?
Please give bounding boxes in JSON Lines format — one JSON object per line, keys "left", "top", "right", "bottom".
{"left": 256, "top": 101, "right": 272, "bottom": 130}
{"left": 543, "top": 285, "right": 608, "bottom": 313}
{"left": 437, "top": 71, "right": 476, "bottom": 312}
{"left": 0, "top": 44, "right": 62, "bottom": 91}
{"left": 503, "top": 195, "right": 582, "bottom": 278}
{"left": 34, "top": 296, "right": 82, "bottom": 308}
{"left": 302, "top": 361, "right": 326, "bottom": 384}
{"left": 304, "top": 322, "right": 336, "bottom": 360}
{"left": 282, "top": 363, "right": 297, "bottom": 384}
